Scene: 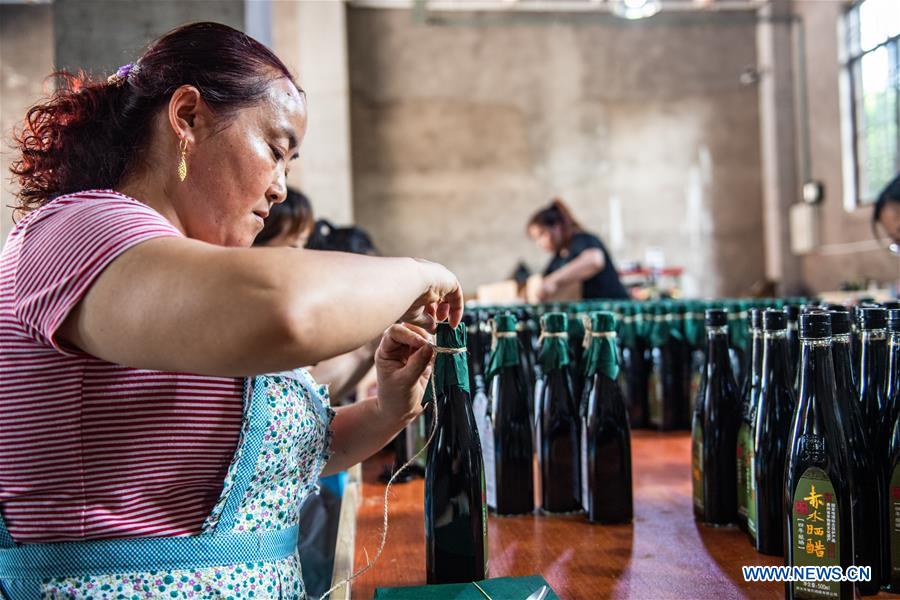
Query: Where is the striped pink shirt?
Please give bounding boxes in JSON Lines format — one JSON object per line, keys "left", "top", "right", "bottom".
{"left": 0, "top": 190, "right": 244, "bottom": 543}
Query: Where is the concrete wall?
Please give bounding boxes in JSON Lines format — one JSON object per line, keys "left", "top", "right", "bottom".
{"left": 53, "top": 0, "right": 243, "bottom": 74}
{"left": 274, "top": 0, "right": 355, "bottom": 225}
{"left": 0, "top": 4, "right": 54, "bottom": 245}
{"left": 347, "top": 8, "right": 766, "bottom": 297}
{"left": 794, "top": 0, "right": 899, "bottom": 292}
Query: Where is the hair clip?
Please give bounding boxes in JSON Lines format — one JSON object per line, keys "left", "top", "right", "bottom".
{"left": 107, "top": 62, "right": 138, "bottom": 86}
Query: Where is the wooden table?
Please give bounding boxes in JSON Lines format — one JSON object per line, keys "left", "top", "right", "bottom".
{"left": 349, "top": 431, "right": 895, "bottom": 599}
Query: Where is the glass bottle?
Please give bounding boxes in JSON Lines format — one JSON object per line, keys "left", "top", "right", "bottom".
{"left": 692, "top": 308, "right": 741, "bottom": 525}
{"left": 425, "top": 322, "right": 488, "bottom": 584}
{"left": 784, "top": 313, "right": 854, "bottom": 600}
{"left": 536, "top": 312, "right": 581, "bottom": 514}
{"left": 581, "top": 311, "right": 632, "bottom": 524}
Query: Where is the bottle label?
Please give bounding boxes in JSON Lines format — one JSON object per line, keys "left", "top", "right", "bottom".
{"left": 736, "top": 423, "right": 749, "bottom": 518}
{"left": 791, "top": 467, "right": 840, "bottom": 599}
{"left": 747, "top": 445, "right": 757, "bottom": 540}
{"left": 891, "top": 463, "right": 900, "bottom": 581}
{"left": 580, "top": 421, "right": 589, "bottom": 512}
{"left": 691, "top": 415, "right": 704, "bottom": 512}
{"left": 473, "top": 389, "right": 496, "bottom": 510}
{"left": 689, "top": 370, "right": 703, "bottom": 415}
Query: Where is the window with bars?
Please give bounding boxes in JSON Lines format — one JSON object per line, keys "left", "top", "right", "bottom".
{"left": 842, "top": 0, "right": 899, "bottom": 207}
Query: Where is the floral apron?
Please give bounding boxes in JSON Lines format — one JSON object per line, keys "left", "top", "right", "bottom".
{"left": 0, "top": 369, "right": 334, "bottom": 599}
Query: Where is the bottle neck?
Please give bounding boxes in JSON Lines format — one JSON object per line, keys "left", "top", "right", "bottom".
{"left": 706, "top": 327, "right": 731, "bottom": 366}
{"left": 750, "top": 328, "right": 764, "bottom": 378}
{"left": 889, "top": 332, "right": 900, "bottom": 390}
{"left": 832, "top": 335, "right": 853, "bottom": 368}
{"left": 832, "top": 334, "right": 859, "bottom": 402}
{"left": 762, "top": 330, "right": 791, "bottom": 379}
{"left": 798, "top": 337, "right": 836, "bottom": 412}
{"left": 539, "top": 330, "right": 571, "bottom": 372}
{"left": 860, "top": 328, "right": 887, "bottom": 385}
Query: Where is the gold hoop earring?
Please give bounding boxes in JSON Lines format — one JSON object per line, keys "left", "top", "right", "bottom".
{"left": 178, "top": 138, "right": 189, "bottom": 182}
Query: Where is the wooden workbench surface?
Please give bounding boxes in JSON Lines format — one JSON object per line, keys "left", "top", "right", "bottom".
{"left": 349, "top": 431, "right": 894, "bottom": 599}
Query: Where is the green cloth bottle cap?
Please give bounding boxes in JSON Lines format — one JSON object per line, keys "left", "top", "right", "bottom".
{"left": 494, "top": 313, "right": 517, "bottom": 333}
{"left": 590, "top": 311, "right": 617, "bottom": 333}
{"left": 541, "top": 312, "right": 568, "bottom": 333}
{"left": 436, "top": 321, "right": 467, "bottom": 348}
{"left": 426, "top": 321, "right": 471, "bottom": 402}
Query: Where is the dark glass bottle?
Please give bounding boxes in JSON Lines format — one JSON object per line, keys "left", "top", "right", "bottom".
{"left": 686, "top": 301, "right": 709, "bottom": 419}
{"left": 882, "top": 309, "right": 900, "bottom": 590}
{"left": 537, "top": 312, "right": 581, "bottom": 514}
{"left": 621, "top": 303, "right": 650, "bottom": 429}
{"left": 478, "top": 308, "right": 494, "bottom": 381}
{"left": 471, "top": 311, "right": 494, "bottom": 505}
{"left": 672, "top": 303, "right": 693, "bottom": 429}
{"left": 786, "top": 304, "right": 801, "bottom": 389}
{"left": 886, "top": 309, "right": 900, "bottom": 433}
{"left": 692, "top": 309, "right": 741, "bottom": 525}
{"left": 784, "top": 313, "right": 854, "bottom": 600}
{"left": 737, "top": 309, "right": 762, "bottom": 534}
{"left": 752, "top": 310, "right": 795, "bottom": 556}
{"left": 851, "top": 306, "right": 862, "bottom": 385}
{"left": 463, "top": 312, "right": 482, "bottom": 397}
{"left": 728, "top": 301, "right": 751, "bottom": 390}
{"left": 425, "top": 322, "right": 488, "bottom": 584}
{"left": 648, "top": 303, "right": 683, "bottom": 431}
{"left": 831, "top": 309, "right": 881, "bottom": 594}
{"left": 485, "top": 313, "right": 534, "bottom": 516}
{"left": 581, "top": 311, "right": 633, "bottom": 524}
{"left": 858, "top": 308, "right": 889, "bottom": 444}
{"left": 887, "top": 357, "right": 900, "bottom": 592}
{"left": 568, "top": 303, "right": 587, "bottom": 407}
{"left": 515, "top": 306, "right": 537, "bottom": 407}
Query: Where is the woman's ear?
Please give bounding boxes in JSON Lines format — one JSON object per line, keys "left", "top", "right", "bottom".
{"left": 168, "top": 84, "right": 213, "bottom": 144}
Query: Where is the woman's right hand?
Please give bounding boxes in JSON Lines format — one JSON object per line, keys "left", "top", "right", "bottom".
{"left": 399, "top": 259, "right": 464, "bottom": 332}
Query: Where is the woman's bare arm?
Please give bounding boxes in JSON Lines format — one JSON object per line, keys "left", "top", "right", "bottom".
{"left": 547, "top": 248, "right": 605, "bottom": 288}
{"left": 58, "top": 237, "right": 462, "bottom": 376}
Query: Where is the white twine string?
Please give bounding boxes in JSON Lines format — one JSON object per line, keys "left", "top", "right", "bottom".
{"left": 581, "top": 316, "right": 616, "bottom": 348}
{"left": 320, "top": 342, "right": 465, "bottom": 600}
{"left": 537, "top": 331, "right": 568, "bottom": 345}
{"left": 489, "top": 319, "right": 518, "bottom": 351}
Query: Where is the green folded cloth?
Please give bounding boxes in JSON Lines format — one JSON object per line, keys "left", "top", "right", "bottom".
{"left": 374, "top": 575, "right": 558, "bottom": 600}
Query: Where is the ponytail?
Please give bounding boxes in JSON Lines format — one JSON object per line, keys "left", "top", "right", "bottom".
{"left": 10, "top": 71, "right": 152, "bottom": 213}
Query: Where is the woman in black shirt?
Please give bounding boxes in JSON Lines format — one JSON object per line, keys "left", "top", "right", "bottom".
{"left": 527, "top": 198, "right": 629, "bottom": 300}
{"left": 873, "top": 172, "right": 900, "bottom": 252}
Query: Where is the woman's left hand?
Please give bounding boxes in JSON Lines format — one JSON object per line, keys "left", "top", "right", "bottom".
{"left": 374, "top": 324, "right": 434, "bottom": 425}
{"left": 538, "top": 276, "right": 559, "bottom": 301}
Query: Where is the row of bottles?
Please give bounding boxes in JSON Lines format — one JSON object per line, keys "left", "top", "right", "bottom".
{"left": 463, "top": 298, "right": 812, "bottom": 436}
{"left": 423, "top": 309, "right": 635, "bottom": 585}
{"left": 690, "top": 302, "right": 900, "bottom": 599}
{"left": 418, "top": 298, "right": 900, "bottom": 589}
{"left": 476, "top": 310, "right": 634, "bottom": 522}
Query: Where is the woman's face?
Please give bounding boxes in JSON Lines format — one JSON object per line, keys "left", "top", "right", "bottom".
{"left": 181, "top": 78, "right": 307, "bottom": 247}
{"left": 878, "top": 202, "right": 900, "bottom": 245}
{"left": 267, "top": 222, "right": 314, "bottom": 249}
{"left": 529, "top": 224, "right": 560, "bottom": 254}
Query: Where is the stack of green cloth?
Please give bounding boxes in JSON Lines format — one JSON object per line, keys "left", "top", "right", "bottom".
{"left": 374, "top": 575, "right": 559, "bottom": 600}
